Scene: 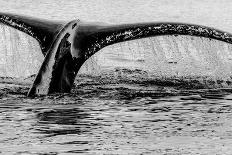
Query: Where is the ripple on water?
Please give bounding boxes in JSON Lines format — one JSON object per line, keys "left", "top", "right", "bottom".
{"left": 1, "top": 74, "right": 232, "bottom": 154}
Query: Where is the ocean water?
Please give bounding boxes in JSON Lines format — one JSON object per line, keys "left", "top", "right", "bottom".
{"left": 1, "top": 73, "right": 232, "bottom": 154}
{"left": 1, "top": 0, "right": 232, "bottom": 154}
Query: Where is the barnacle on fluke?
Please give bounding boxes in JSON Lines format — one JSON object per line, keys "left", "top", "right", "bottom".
{"left": 1, "top": 12, "right": 232, "bottom": 96}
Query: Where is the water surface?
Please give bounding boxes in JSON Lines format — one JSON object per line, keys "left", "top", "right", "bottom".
{"left": 1, "top": 72, "right": 232, "bottom": 154}
{"left": 1, "top": 1, "right": 232, "bottom": 154}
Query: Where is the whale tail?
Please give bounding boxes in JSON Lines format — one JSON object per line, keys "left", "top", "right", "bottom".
{"left": 0, "top": 13, "right": 66, "bottom": 56}
{"left": 1, "top": 13, "right": 232, "bottom": 96}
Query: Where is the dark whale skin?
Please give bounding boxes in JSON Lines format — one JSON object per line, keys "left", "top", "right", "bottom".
{"left": 0, "top": 13, "right": 65, "bottom": 55}
{"left": 1, "top": 13, "right": 232, "bottom": 96}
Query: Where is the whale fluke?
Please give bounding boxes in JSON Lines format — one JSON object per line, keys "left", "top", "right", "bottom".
{"left": 0, "top": 13, "right": 66, "bottom": 55}
{"left": 1, "top": 13, "right": 232, "bottom": 96}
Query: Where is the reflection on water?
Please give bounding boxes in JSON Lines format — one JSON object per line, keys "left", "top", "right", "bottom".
{"left": 1, "top": 73, "right": 232, "bottom": 154}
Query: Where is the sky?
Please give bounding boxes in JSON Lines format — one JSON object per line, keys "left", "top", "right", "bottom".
{"left": 1, "top": 0, "right": 232, "bottom": 32}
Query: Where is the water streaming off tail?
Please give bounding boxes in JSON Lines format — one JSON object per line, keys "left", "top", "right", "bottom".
{"left": 0, "top": 24, "right": 43, "bottom": 78}
{"left": 1, "top": 24, "right": 232, "bottom": 88}
{"left": 78, "top": 35, "right": 232, "bottom": 88}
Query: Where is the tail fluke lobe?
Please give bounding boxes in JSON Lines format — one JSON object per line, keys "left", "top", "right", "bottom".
{"left": 77, "top": 22, "right": 232, "bottom": 60}
{"left": 0, "top": 13, "right": 65, "bottom": 55}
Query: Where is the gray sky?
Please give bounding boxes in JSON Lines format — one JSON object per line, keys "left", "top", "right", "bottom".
{"left": 1, "top": 0, "right": 232, "bottom": 32}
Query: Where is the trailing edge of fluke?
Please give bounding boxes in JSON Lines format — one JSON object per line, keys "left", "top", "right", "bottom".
{"left": 1, "top": 12, "right": 232, "bottom": 96}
